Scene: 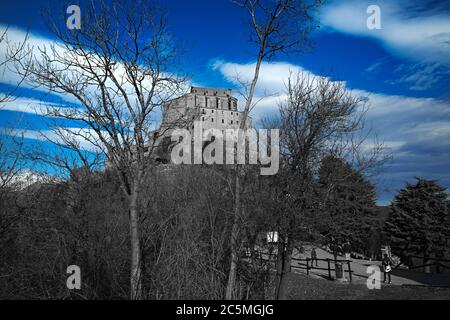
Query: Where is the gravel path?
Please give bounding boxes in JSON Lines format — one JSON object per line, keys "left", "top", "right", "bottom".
{"left": 292, "top": 245, "right": 423, "bottom": 286}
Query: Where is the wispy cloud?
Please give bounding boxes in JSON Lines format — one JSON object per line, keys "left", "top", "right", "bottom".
{"left": 0, "top": 96, "right": 74, "bottom": 116}
{"left": 364, "top": 57, "right": 388, "bottom": 78}
{"left": 0, "top": 25, "right": 81, "bottom": 104}
{"left": 320, "top": 0, "right": 450, "bottom": 65}
{"left": 10, "top": 127, "right": 104, "bottom": 153}
{"left": 388, "top": 62, "right": 450, "bottom": 91}
{"left": 0, "top": 25, "right": 187, "bottom": 111}
{"left": 212, "top": 60, "right": 339, "bottom": 121}
{"left": 212, "top": 59, "right": 450, "bottom": 202}
{"left": 320, "top": 0, "right": 450, "bottom": 91}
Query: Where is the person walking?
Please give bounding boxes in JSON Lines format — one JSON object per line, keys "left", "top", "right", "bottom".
{"left": 311, "top": 247, "right": 318, "bottom": 267}
{"left": 382, "top": 254, "right": 393, "bottom": 284}
{"left": 343, "top": 240, "right": 351, "bottom": 261}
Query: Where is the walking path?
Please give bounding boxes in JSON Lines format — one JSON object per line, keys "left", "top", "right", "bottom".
{"left": 292, "top": 245, "right": 423, "bottom": 286}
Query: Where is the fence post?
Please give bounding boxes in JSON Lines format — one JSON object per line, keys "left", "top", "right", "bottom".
{"left": 306, "top": 258, "right": 310, "bottom": 275}
{"left": 347, "top": 260, "right": 352, "bottom": 282}
{"left": 327, "top": 259, "right": 331, "bottom": 280}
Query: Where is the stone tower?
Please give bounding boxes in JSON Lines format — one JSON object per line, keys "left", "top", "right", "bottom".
{"left": 160, "top": 86, "right": 250, "bottom": 132}
{"left": 153, "top": 86, "right": 251, "bottom": 163}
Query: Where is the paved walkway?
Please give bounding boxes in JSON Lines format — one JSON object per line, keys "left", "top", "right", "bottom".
{"left": 292, "top": 245, "right": 423, "bottom": 286}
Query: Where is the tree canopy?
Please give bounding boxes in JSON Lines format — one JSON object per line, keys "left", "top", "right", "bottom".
{"left": 384, "top": 178, "right": 449, "bottom": 262}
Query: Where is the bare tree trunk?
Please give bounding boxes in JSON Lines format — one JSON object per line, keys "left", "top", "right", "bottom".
{"left": 129, "top": 189, "right": 142, "bottom": 300}
{"left": 225, "top": 0, "right": 321, "bottom": 299}
{"left": 274, "top": 239, "right": 285, "bottom": 299}
{"left": 224, "top": 58, "right": 264, "bottom": 300}
{"left": 275, "top": 237, "right": 293, "bottom": 300}
{"left": 225, "top": 171, "right": 242, "bottom": 300}
{"left": 225, "top": 52, "right": 262, "bottom": 300}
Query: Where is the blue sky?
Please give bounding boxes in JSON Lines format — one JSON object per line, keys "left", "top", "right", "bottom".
{"left": 1, "top": 0, "right": 450, "bottom": 204}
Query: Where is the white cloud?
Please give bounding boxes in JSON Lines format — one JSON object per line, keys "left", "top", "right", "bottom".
{"left": 0, "top": 25, "right": 186, "bottom": 113}
{"left": 213, "top": 59, "right": 450, "bottom": 125}
{"left": 387, "top": 63, "right": 450, "bottom": 91}
{"left": 212, "top": 59, "right": 450, "bottom": 201}
{"left": 319, "top": 1, "right": 450, "bottom": 91}
{"left": 212, "top": 60, "right": 330, "bottom": 94}
{"left": 13, "top": 127, "right": 104, "bottom": 153}
{"left": 0, "top": 96, "right": 73, "bottom": 116}
{"left": 364, "top": 58, "right": 387, "bottom": 76}
{"left": 320, "top": 1, "right": 450, "bottom": 66}
{"left": 0, "top": 25, "right": 81, "bottom": 104}
{"left": 214, "top": 61, "right": 450, "bottom": 147}
{"left": 212, "top": 60, "right": 338, "bottom": 123}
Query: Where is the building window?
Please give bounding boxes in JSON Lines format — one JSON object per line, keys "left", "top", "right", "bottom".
{"left": 231, "top": 112, "right": 233, "bottom": 115}
{"left": 222, "top": 119, "right": 224, "bottom": 123}
{"left": 202, "top": 117, "right": 204, "bottom": 121}
{"left": 212, "top": 110, "right": 214, "bottom": 113}
{"left": 212, "top": 118, "right": 214, "bottom": 122}
{"left": 236, "top": 121, "right": 239, "bottom": 124}
{"left": 231, "top": 120, "right": 233, "bottom": 124}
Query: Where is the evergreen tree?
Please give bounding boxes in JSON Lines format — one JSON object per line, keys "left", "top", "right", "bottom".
{"left": 316, "top": 155, "right": 378, "bottom": 255}
{"left": 384, "top": 178, "right": 449, "bottom": 264}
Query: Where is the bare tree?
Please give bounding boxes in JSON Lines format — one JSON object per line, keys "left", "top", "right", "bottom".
{"left": 0, "top": 28, "right": 30, "bottom": 251}
{"left": 0, "top": 26, "right": 29, "bottom": 103}
{"left": 13, "top": 0, "right": 186, "bottom": 299}
{"left": 0, "top": 26, "right": 29, "bottom": 190}
{"left": 271, "top": 73, "right": 387, "bottom": 299}
{"left": 0, "top": 128, "right": 27, "bottom": 291}
{"left": 225, "top": 0, "right": 322, "bottom": 300}
{"left": 0, "top": 130, "right": 23, "bottom": 194}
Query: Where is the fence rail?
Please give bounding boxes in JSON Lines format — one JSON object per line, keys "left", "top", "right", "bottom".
{"left": 408, "top": 262, "right": 450, "bottom": 271}
{"left": 252, "top": 251, "right": 353, "bottom": 282}
{"left": 398, "top": 255, "right": 450, "bottom": 272}
{"left": 291, "top": 257, "right": 353, "bottom": 281}
{"left": 408, "top": 255, "right": 450, "bottom": 263}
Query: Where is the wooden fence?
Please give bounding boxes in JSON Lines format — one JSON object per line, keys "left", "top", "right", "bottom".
{"left": 291, "top": 257, "right": 353, "bottom": 281}
{"left": 406, "top": 255, "right": 450, "bottom": 273}
{"left": 252, "top": 251, "right": 354, "bottom": 282}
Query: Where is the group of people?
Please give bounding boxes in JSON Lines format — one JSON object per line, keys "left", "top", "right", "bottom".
{"left": 309, "top": 246, "right": 394, "bottom": 284}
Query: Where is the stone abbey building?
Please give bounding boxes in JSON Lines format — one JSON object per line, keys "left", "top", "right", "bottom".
{"left": 153, "top": 86, "right": 251, "bottom": 162}
{"left": 161, "top": 86, "right": 250, "bottom": 132}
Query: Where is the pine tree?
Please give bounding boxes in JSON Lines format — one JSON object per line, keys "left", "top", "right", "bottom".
{"left": 384, "top": 178, "right": 449, "bottom": 265}
{"left": 316, "top": 155, "right": 378, "bottom": 255}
